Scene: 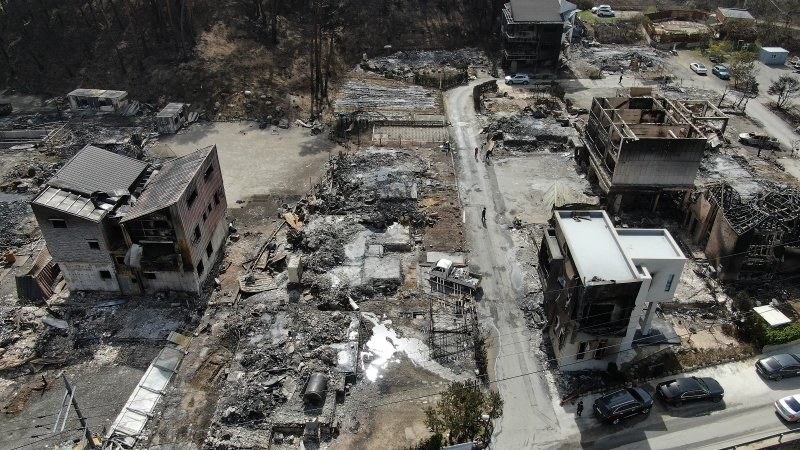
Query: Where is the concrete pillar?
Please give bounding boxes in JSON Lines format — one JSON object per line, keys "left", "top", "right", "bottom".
{"left": 510, "top": 60, "right": 518, "bottom": 73}
{"left": 641, "top": 302, "right": 657, "bottom": 335}
{"left": 612, "top": 194, "right": 623, "bottom": 214}
{"left": 651, "top": 193, "right": 660, "bottom": 213}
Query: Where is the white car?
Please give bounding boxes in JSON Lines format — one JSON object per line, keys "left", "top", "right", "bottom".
{"left": 775, "top": 394, "right": 800, "bottom": 422}
{"left": 597, "top": 9, "right": 616, "bottom": 17}
{"left": 690, "top": 63, "right": 708, "bottom": 75}
{"left": 592, "top": 4, "right": 612, "bottom": 13}
{"left": 504, "top": 74, "right": 530, "bottom": 85}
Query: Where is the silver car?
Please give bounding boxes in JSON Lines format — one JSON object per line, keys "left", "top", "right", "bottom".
{"left": 504, "top": 74, "right": 530, "bottom": 85}
{"left": 776, "top": 394, "right": 800, "bottom": 422}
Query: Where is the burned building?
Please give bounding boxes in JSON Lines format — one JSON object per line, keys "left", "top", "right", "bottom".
{"left": 157, "top": 103, "right": 190, "bottom": 135}
{"left": 500, "top": 0, "right": 564, "bottom": 73}
{"left": 31, "top": 144, "right": 227, "bottom": 294}
{"left": 537, "top": 210, "right": 685, "bottom": 370}
{"left": 682, "top": 182, "right": 800, "bottom": 281}
{"left": 67, "top": 89, "right": 130, "bottom": 114}
{"left": 578, "top": 90, "right": 727, "bottom": 213}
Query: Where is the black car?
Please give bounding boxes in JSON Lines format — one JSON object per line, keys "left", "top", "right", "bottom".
{"left": 655, "top": 376, "right": 724, "bottom": 406}
{"left": 756, "top": 353, "right": 800, "bottom": 380}
{"left": 593, "top": 387, "right": 654, "bottom": 425}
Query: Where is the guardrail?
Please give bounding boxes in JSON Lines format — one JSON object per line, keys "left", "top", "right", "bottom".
{"left": 718, "top": 428, "right": 800, "bottom": 449}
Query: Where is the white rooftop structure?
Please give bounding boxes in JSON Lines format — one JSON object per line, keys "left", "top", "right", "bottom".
{"left": 554, "top": 210, "right": 638, "bottom": 283}
{"left": 753, "top": 305, "right": 792, "bottom": 328}
{"left": 617, "top": 229, "right": 684, "bottom": 260}
{"left": 761, "top": 47, "right": 789, "bottom": 53}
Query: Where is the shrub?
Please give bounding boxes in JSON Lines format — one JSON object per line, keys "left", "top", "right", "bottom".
{"left": 761, "top": 322, "right": 800, "bottom": 346}
{"left": 732, "top": 292, "right": 753, "bottom": 312}
{"left": 577, "top": 0, "right": 594, "bottom": 11}
{"left": 408, "top": 433, "right": 444, "bottom": 450}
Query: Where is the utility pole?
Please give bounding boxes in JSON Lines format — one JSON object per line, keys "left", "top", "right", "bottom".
{"left": 55, "top": 373, "right": 97, "bottom": 449}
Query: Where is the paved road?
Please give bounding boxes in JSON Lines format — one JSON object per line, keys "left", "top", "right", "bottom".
{"left": 444, "top": 78, "right": 564, "bottom": 449}
{"left": 561, "top": 51, "right": 800, "bottom": 150}
{"left": 668, "top": 50, "right": 800, "bottom": 149}
{"left": 569, "top": 349, "right": 800, "bottom": 450}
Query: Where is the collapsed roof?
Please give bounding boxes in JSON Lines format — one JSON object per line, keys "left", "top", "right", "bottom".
{"left": 705, "top": 182, "right": 800, "bottom": 236}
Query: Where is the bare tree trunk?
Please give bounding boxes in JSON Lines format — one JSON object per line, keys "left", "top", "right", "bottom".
{"left": 323, "top": 30, "right": 334, "bottom": 104}
{"left": 115, "top": 47, "right": 127, "bottom": 74}
{"left": 108, "top": 0, "right": 126, "bottom": 29}
{"left": 0, "top": 35, "right": 13, "bottom": 77}
{"left": 270, "top": 0, "right": 278, "bottom": 45}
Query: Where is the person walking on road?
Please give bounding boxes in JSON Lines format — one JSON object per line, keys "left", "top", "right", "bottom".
{"left": 481, "top": 207, "right": 486, "bottom": 225}
{"left": 576, "top": 400, "right": 584, "bottom": 417}
{"left": 474, "top": 147, "right": 479, "bottom": 160}
{"left": 619, "top": 74, "right": 623, "bottom": 84}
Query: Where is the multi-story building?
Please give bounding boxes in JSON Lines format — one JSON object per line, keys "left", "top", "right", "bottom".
{"left": 31, "top": 144, "right": 227, "bottom": 295}
{"left": 500, "top": 0, "right": 564, "bottom": 73}
{"left": 578, "top": 90, "right": 727, "bottom": 214}
{"left": 682, "top": 181, "right": 800, "bottom": 281}
{"left": 537, "top": 210, "right": 686, "bottom": 370}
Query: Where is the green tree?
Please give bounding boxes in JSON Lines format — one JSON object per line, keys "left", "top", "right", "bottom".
{"left": 707, "top": 40, "right": 733, "bottom": 63}
{"left": 768, "top": 75, "right": 800, "bottom": 110}
{"left": 729, "top": 56, "right": 758, "bottom": 92}
{"left": 424, "top": 381, "right": 503, "bottom": 444}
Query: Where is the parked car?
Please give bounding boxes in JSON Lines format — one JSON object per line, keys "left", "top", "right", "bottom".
{"left": 597, "top": 9, "right": 616, "bottom": 17}
{"left": 712, "top": 65, "right": 730, "bottom": 80}
{"left": 739, "top": 132, "right": 781, "bottom": 150}
{"left": 591, "top": 4, "right": 612, "bottom": 13}
{"left": 655, "top": 376, "right": 724, "bottom": 406}
{"left": 775, "top": 394, "right": 800, "bottom": 422}
{"left": 690, "top": 63, "right": 708, "bottom": 75}
{"left": 593, "top": 387, "right": 653, "bottom": 425}
{"left": 504, "top": 74, "right": 530, "bottom": 85}
{"left": 756, "top": 353, "right": 800, "bottom": 380}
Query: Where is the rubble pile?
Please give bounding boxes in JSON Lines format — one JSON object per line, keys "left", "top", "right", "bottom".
{"left": 484, "top": 116, "right": 579, "bottom": 154}
{"left": 0, "top": 160, "right": 59, "bottom": 193}
{"left": 0, "top": 306, "right": 46, "bottom": 373}
{"left": 575, "top": 45, "right": 667, "bottom": 74}
{"left": 334, "top": 80, "right": 440, "bottom": 120}
{"left": 60, "top": 124, "right": 153, "bottom": 160}
{"left": 314, "top": 149, "right": 430, "bottom": 228}
{"left": 211, "top": 289, "right": 355, "bottom": 438}
{"left": 0, "top": 201, "right": 35, "bottom": 251}
{"left": 363, "top": 48, "right": 488, "bottom": 76}
{"left": 300, "top": 217, "right": 358, "bottom": 273}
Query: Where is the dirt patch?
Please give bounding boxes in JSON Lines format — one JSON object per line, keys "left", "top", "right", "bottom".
{"left": 1, "top": 375, "right": 52, "bottom": 415}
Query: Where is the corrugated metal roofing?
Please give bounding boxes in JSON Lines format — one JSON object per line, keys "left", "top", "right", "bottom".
{"left": 47, "top": 145, "right": 149, "bottom": 196}
{"left": 508, "top": 0, "right": 563, "bottom": 23}
{"left": 121, "top": 146, "right": 214, "bottom": 223}
{"left": 31, "top": 187, "right": 107, "bottom": 222}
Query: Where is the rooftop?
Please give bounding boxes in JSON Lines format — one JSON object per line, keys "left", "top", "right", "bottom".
{"left": 31, "top": 187, "right": 109, "bottom": 222}
{"left": 67, "top": 89, "right": 128, "bottom": 99}
{"left": 555, "top": 210, "right": 638, "bottom": 283}
{"left": 505, "top": 0, "right": 562, "bottom": 24}
{"left": 122, "top": 146, "right": 215, "bottom": 223}
{"left": 47, "top": 145, "right": 149, "bottom": 196}
{"left": 753, "top": 305, "right": 791, "bottom": 328}
{"left": 617, "top": 229, "right": 684, "bottom": 261}
{"left": 592, "top": 94, "right": 705, "bottom": 140}
{"left": 718, "top": 7, "right": 754, "bottom": 20}
{"left": 157, "top": 103, "right": 187, "bottom": 118}
{"left": 761, "top": 47, "right": 789, "bottom": 53}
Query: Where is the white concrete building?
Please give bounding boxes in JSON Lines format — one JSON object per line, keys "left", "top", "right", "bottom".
{"left": 537, "top": 210, "right": 686, "bottom": 370}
